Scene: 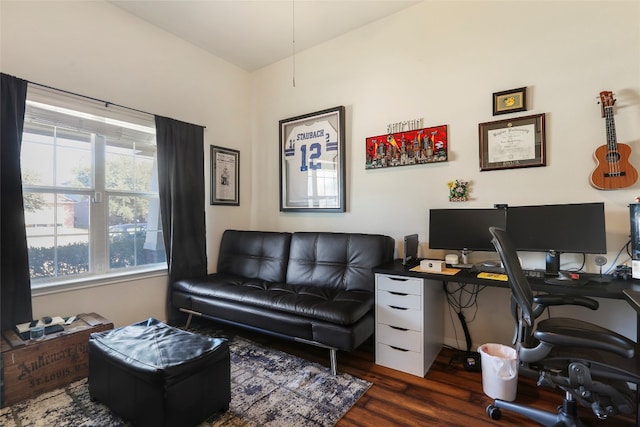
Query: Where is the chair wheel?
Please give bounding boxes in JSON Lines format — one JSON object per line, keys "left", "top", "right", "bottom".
{"left": 487, "top": 405, "right": 502, "bottom": 420}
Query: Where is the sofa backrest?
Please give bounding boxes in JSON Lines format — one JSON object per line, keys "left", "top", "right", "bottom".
{"left": 285, "top": 232, "right": 395, "bottom": 292}
{"left": 217, "top": 230, "right": 292, "bottom": 283}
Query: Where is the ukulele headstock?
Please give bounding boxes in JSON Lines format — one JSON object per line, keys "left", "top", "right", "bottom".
{"left": 599, "top": 91, "right": 615, "bottom": 117}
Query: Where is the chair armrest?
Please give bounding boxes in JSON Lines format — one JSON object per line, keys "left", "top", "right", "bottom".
{"left": 533, "top": 295, "right": 599, "bottom": 310}
{"left": 534, "top": 330, "right": 635, "bottom": 359}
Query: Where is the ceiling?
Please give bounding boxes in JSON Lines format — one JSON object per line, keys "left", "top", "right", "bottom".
{"left": 109, "top": 0, "right": 420, "bottom": 72}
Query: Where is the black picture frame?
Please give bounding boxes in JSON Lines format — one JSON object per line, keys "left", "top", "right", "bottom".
{"left": 479, "top": 113, "right": 546, "bottom": 171}
{"left": 493, "top": 87, "right": 527, "bottom": 115}
{"left": 279, "top": 106, "right": 346, "bottom": 212}
{"left": 210, "top": 145, "right": 239, "bottom": 206}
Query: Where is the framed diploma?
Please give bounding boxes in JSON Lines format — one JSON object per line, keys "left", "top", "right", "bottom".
{"left": 279, "top": 106, "right": 346, "bottom": 212}
{"left": 479, "top": 113, "right": 546, "bottom": 171}
{"left": 210, "top": 145, "right": 240, "bottom": 205}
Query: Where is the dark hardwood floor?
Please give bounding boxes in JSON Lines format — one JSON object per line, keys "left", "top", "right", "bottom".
{"left": 240, "top": 329, "right": 636, "bottom": 427}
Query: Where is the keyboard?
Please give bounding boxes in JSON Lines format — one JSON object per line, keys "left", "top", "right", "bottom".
{"left": 544, "top": 277, "right": 589, "bottom": 286}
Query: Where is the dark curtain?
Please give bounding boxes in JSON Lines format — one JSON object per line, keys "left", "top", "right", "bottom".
{"left": 155, "top": 116, "right": 207, "bottom": 323}
{"left": 1, "top": 73, "right": 32, "bottom": 333}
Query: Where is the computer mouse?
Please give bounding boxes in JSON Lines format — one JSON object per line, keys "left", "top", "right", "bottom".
{"left": 482, "top": 260, "right": 501, "bottom": 268}
{"left": 42, "top": 316, "right": 52, "bottom": 324}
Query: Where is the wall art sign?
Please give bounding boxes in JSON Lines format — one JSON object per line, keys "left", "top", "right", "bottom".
{"left": 479, "top": 113, "right": 546, "bottom": 171}
{"left": 210, "top": 145, "right": 240, "bottom": 205}
{"left": 493, "top": 87, "right": 527, "bottom": 115}
{"left": 279, "top": 106, "right": 346, "bottom": 212}
{"left": 386, "top": 118, "right": 424, "bottom": 134}
{"left": 365, "top": 125, "right": 448, "bottom": 169}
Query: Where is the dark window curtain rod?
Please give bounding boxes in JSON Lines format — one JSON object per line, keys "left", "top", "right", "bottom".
{"left": 25, "top": 78, "right": 206, "bottom": 129}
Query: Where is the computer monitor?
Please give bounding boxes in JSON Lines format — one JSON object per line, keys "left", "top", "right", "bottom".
{"left": 506, "top": 202, "right": 607, "bottom": 275}
{"left": 428, "top": 208, "right": 507, "bottom": 262}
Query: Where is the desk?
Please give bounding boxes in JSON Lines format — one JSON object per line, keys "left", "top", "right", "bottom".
{"left": 375, "top": 259, "right": 640, "bottom": 300}
{"left": 375, "top": 260, "right": 640, "bottom": 426}
{"left": 625, "top": 289, "right": 640, "bottom": 345}
{"left": 624, "top": 289, "right": 640, "bottom": 313}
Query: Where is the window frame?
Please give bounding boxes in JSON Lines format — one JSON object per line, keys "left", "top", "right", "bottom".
{"left": 21, "top": 86, "right": 167, "bottom": 292}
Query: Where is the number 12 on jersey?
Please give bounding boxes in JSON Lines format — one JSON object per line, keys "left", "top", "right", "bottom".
{"left": 284, "top": 121, "right": 338, "bottom": 171}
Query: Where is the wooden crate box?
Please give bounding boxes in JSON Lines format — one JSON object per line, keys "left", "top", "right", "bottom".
{"left": 1, "top": 313, "right": 113, "bottom": 407}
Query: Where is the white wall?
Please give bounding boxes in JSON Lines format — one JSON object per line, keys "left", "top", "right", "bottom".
{"left": 250, "top": 1, "right": 640, "bottom": 347}
{"left": 1, "top": 1, "right": 638, "bottom": 346}
{"left": 0, "top": 1, "right": 253, "bottom": 326}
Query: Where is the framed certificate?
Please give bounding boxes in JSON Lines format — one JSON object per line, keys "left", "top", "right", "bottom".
{"left": 279, "top": 106, "right": 346, "bottom": 212}
{"left": 479, "top": 113, "right": 546, "bottom": 171}
{"left": 210, "top": 145, "right": 239, "bottom": 205}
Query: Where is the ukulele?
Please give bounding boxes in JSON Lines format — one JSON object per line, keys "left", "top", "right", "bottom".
{"left": 590, "top": 91, "right": 638, "bottom": 190}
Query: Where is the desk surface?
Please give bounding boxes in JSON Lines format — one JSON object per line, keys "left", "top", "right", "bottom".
{"left": 624, "top": 289, "right": 640, "bottom": 312}
{"left": 375, "top": 259, "right": 640, "bottom": 300}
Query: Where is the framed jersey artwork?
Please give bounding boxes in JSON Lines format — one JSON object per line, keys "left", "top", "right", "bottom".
{"left": 279, "top": 106, "right": 346, "bottom": 212}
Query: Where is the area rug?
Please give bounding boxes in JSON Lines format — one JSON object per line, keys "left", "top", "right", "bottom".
{"left": 0, "top": 327, "right": 371, "bottom": 427}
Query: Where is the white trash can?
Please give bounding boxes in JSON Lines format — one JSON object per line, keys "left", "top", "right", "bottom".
{"left": 478, "top": 343, "right": 518, "bottom": 401}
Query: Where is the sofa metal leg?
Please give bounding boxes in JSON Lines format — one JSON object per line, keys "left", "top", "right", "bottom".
{"left": 179, "top": 309, "right": 342, "bottom": 376}
{"left": 329, "top": 348, "right": 337, "bottom": 375}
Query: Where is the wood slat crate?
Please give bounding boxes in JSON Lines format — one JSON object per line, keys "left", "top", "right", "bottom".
{"left": 1, "top": 312, "right": 113, "bottom": 407}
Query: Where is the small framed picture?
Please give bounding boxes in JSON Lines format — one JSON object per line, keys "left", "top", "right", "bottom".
{"left": 479, "top": 113, "right": 546, "bottom": 171}
{"left": 210, "top": 145, "right": 239, "bottom": 206}
{"left": 279, "top": 106, "right": 346, "bottom": 212}
{"left": 492, "top": 87, "right": 527, "bottom": 115}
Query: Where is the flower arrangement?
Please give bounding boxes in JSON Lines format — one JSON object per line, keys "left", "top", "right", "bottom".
{"left": 448, "top": 179, "right": 470, "bottom": 202}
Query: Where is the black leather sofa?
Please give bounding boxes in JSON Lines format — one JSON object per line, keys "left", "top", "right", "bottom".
{"left": 172, "top": 230, "right": 395, "bottom": 374}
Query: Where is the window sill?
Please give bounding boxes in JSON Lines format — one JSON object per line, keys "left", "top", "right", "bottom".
{"left": 31, "top": 266, "right": 168, "bottom": 297}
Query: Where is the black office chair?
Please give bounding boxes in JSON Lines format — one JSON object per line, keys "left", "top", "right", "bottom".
{"left": 487, "top": 226, "right": 640, "bottom": 427}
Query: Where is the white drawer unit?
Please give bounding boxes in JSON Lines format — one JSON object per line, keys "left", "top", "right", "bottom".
{"left": 375, "top": 273, "right": 444, "bottom": 377}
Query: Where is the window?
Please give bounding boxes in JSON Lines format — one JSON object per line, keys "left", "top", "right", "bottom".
{"left": 20, "top": 86, "right": 166, "bottom": 289}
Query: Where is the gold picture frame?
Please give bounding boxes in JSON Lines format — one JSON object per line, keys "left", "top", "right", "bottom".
{"left": 493, "top": 87, "right": 527, "bottom": 115}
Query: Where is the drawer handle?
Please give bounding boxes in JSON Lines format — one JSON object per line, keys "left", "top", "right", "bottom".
{"left": 388, "top": 291, "right": 409, "bottom": 296}
{"left": 389, "top": 305, "right": 408, "bottom": 311}
{"left": 389, "top": 325, "right": 409, "bottom": 331}
{"left": 388, "top": 277, "right": 408, "bottom": 282}
{"left": 389, "top": 345, "right": 409, "bottom": 352}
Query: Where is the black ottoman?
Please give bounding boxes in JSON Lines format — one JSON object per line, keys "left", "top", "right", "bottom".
{"left": 88, "top": 318, "right": 230, "bottom": 427}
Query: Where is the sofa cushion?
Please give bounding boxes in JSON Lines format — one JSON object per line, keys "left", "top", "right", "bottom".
{"left": 173, "top": 274, "right": 373, "bottom": 325}
{"left": 286, "top": 232, "right": 394, "bottom": 292}
{"left": 217, "top": 230, "right": 291, "bottom": 283}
